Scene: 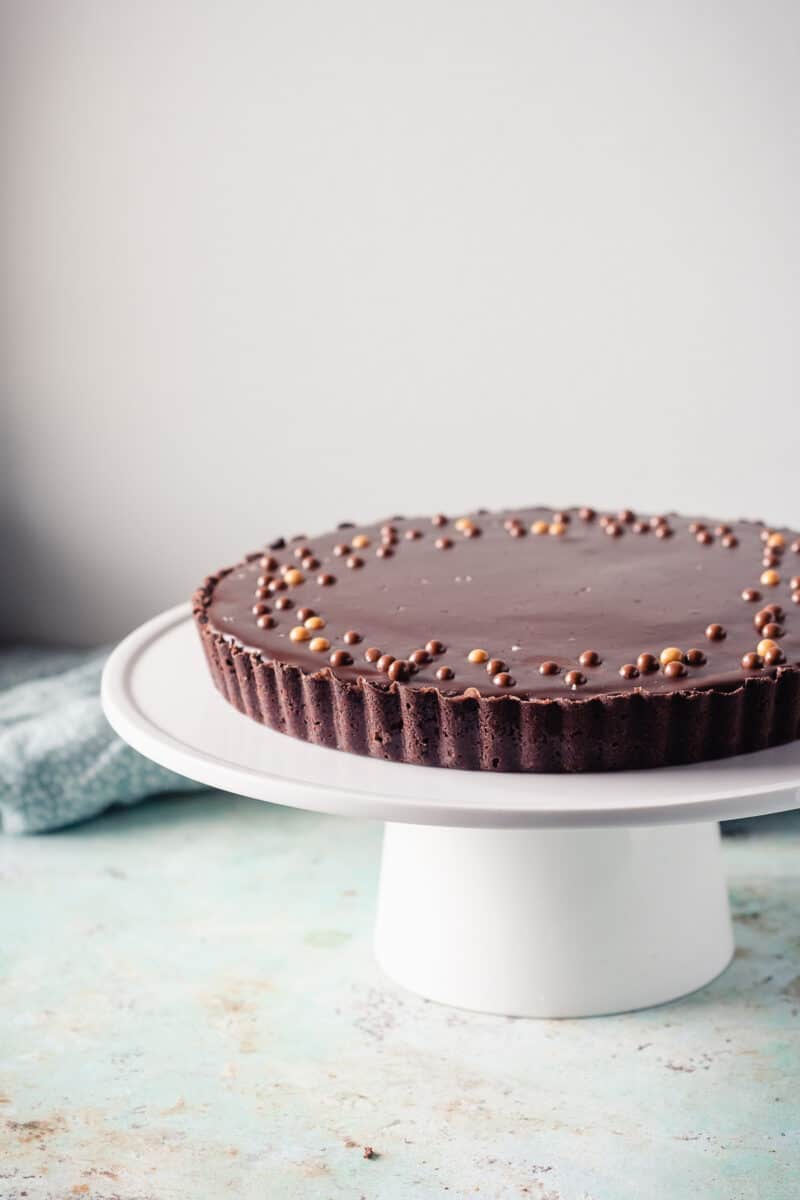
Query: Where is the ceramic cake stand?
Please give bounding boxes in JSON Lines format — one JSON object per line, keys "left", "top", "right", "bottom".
{"left": 102, "top": 605, "right": 800, "bottom": 1018}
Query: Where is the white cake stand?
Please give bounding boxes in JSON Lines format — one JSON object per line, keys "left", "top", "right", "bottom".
{"left": 102, "top": 605, "right": 800, "bottom": 1018}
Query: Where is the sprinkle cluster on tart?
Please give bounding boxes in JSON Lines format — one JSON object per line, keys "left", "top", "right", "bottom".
{"left": 193, "top": 507, "right": 800, "bottom": 772}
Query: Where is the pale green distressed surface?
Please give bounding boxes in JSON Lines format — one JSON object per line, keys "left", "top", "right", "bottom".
{"left": 1, "top": 795, "right": 799, "bottom": 1199}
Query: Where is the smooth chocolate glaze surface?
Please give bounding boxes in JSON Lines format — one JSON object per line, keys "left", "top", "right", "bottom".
{"left": 205, "top": 508, "right": 799, "bottom": 699}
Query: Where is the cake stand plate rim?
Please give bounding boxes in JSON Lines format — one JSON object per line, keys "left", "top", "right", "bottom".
{"left": 101, "top": 604, "right": 800, "bottom": 829}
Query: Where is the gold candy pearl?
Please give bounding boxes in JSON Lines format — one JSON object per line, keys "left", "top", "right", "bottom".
{"left": 757, "top": 638, "right": 778, "bottom": 656}
{"left": 767, "top": 532, "right": 786, "bottom": 549}
{"left": 760, "top": 569, "right": 781, "bottom": 587}
{"left": 284, "top": 568, "right": 305, "bottom": 586}
{"left": 289, "top": 626, "right": 310, "bottom": 642}
{"left": 304, "top": 615, "right": 325, "bottom": 630}
{"left": 454, "top": 516, "right": 473, "bottom": 531}
{"left": 351, "top": 534, "right": 370, "bottom": 549}
{"left": 468, "top": 648, "right": 489, "bottom": 664}
{"left": 530, "top": 520, "right": 549, "bottom": 535}
{"left": 549, "top": 522, "right": 567, "bottom": 536}
{"left": 659, "top": 647, "right": 683, "bottom": 666}
{"left": 309, "top": 636, "right": 330, "bottom": 653}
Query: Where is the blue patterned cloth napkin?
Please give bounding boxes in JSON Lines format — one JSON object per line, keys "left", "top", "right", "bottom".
{"left": 0, "top": 646, "right": 202, "bottom": 834}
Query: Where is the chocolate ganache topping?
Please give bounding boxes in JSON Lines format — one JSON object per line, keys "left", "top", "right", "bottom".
{"left": 193, "top": 507, "right": 800, "bottom": 772}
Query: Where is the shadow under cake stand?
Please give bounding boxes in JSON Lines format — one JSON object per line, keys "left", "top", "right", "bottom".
{"left": 102, "top": 605, "right": 800, "bottom": 1018}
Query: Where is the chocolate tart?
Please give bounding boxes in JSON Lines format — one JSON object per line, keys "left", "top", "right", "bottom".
{"left": 193, "top": 508, "right": 800, "bottom": 772}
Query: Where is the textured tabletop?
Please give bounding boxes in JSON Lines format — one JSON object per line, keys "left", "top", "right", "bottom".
{"left": 1, "top": 794, "right": 798, "bottom": 1199}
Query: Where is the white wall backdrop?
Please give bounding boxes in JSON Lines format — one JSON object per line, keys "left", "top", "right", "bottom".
{"left": 2, "top": 1, "right": 799, "bottom": 644}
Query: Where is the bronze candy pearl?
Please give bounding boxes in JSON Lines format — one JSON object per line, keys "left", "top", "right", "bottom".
{"left": 344, "top": 630, "right": 361, "bottom": 645}
{"left": 741, "top": 589, "right": 761, "bottom": 602}
{"left": 539, "top": 661, "right": 560, "bottom": 676}
{"left": 388, "top": 659, "right": 411, "bottom": 682}
{"left": 663, "top": 660, "right": 687, "bottom": 678}
{"left": 256, "top": 614, "right": 275, "bottom": 629}
{"left": 435, "top": 665, "right": 454, "bottom": 681}
{"left": 435, "top": 537, "right": 453, "bottom": 550}
{"left": 364, "top": 647, "right": 381, "bottom": 663}
{"left": 564, "top": 670, "right": 586, "bottom": 688}
{"left": 637, "top": 653, "right": 659, "bottom": 673}
{"left": 376, "top": 654, "right": 395, "bottom": 672}
{"left": 486, "top": 659, "right": 506, "bottom": 675}
{"left": 741, "top": 652, "right": 762, "bottom": 670}
{"left": 426, "top": 639, "right": 446, "bottom": 655}
{"left": 705, "top": 624, "right": 726, "bottom": 641}
{"left": 578, "top": 650, "right": 601, "bottom": 667}
{"left": 410, "top": 649, "right": 431, "bottom": 666}
{"left": 376, "top": 546, "right": 394, "bottom": 558}
{"left": 762, "top": 623, "right": 784, "bottom": 639}
{"left": 619, "top": 664, "right": 639, "bottom": 679}
{"left": 493, "top": 672, "right": 515, "bottom": 687}
{"left": 330, "top": 650, "right": 353, "bottom": 667}
{"left": 764, "top": 647, "right": 785, "bottom": 666}
{"left": 685, "top": 648, "right": 707, "bottom": 666}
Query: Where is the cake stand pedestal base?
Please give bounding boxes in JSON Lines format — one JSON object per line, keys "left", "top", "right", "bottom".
{"left": 374, "top": 820, "right": 734, "bottom": 1017}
